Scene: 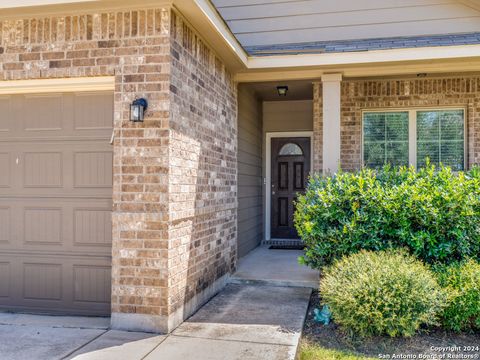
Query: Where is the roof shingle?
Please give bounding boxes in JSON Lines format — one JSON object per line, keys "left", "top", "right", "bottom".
{"left": 244, "top": 32, "right": 480, "bottom": 56}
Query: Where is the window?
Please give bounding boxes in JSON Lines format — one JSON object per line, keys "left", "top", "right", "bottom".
{"left": 278, "top": 143, "right": 303, "bottom": 156}
{"left": 417, "top": 110, "right": 464, "bottom": 171}
{"left": 363, "top": 109, "right": 465, "bottom": 170}
{"left": 363, "top": 112, "right": 409, "bottom": 168}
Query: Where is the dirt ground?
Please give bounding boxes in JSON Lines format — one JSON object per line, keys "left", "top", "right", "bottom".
{"left": 302, "top": 292, "right": 480, "bottom": 359}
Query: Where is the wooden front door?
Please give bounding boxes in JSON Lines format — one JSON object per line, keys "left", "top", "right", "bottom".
{"left": 271, "top": 137, "right": 311, "bottom": 239}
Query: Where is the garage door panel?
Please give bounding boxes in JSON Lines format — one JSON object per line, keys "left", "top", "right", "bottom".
{"left": 0, "top": 198, "right": 111, "bottom": 254}
{"left": 23, "top": 94, "right": 64, "bottom": 131}
{"left": 0, "top": 96, "right": 13, "bottom": 133}
{"left": 74, "top": 92, "right": 114, "bottom": 130}
{"left": 0, "top": 152, "right": 11, "bottom": 187}
{"left": 24, "top": 152, "right": 63, "bottom": 188}
{"left": 73, "top": 265, "right": 111, "bottom": 303}
{"left": 0, "top": 92, "right": 113, "bottom": 140}
{"left": 74, "top": 208, "right": 112, "bottom": 246}
{"left": 74, "top": 151, "right": 113, "bottom": 188}
{"left": 24, "top": 207, "right": 62, "bottom": 245}
{"left": 0, "top": 91, "right": 113, "bottom": 315}
{"left": 0, "top": 261, "right": 11, "bottom": 298}
{"left": 0, "top": 254, "right": 111, "bottom": 315}
{"left": 0, "top": 207, "right": 11, "bottom": 243}
{"left": 24, "top": 263, "right": 63, "bottom": 300}
{"left": 0, "top": 142, "right": 112, "bottom": 197}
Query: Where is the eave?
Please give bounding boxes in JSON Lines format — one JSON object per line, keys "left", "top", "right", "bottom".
{"left": 1, "top": 0, "right": 480, "bottom": 80}
{"left": 179, "top": 0, "right": 480, "bottom": 81}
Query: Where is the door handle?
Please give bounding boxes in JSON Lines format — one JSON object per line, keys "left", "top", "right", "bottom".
{"left": 272, "top": 191, "right": 275, "bottom": 195}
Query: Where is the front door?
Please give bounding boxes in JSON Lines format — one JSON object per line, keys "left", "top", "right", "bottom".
{"left": 271, "top": 137, "right": 311, "bottom": 239}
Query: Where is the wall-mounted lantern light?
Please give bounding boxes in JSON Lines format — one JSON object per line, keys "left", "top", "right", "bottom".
{"left": 276, "top": 85, "right": 288, "bottom": 96}
{"left": 130, "top": 98, "right": 148, "bottom": 122}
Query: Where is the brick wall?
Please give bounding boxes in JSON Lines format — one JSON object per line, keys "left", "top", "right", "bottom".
{"left": 167, "top": 11, "right": 237, "bottom": 325}
{"left": 313, "top": 77, "right": 480, "bottom": 171}
{"left": 0, "top": 5, "right": 237, "bottom": 333}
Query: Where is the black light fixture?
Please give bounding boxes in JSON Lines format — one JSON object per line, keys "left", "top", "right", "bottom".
{"left": 276, "top": 85, "right": 288, "bottom": 96}
{"left": 130, "top": 98, "right": 148, "bottom": 122}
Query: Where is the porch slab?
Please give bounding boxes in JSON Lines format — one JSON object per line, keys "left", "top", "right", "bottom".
{"left": 172, "top": 284, "right": 311, "bottom": 346}
{"left": 230, "top": 245, "right": 319, "bottom": 288}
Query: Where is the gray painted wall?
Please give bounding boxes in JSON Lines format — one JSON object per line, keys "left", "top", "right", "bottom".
{"left": 262, "top": 100, "right": 313, "bottom": 238}
{"left": 263, "top": 99, "right": 314, "bottom": 181}
{"left": 237, "top": 85, "right": 263, "bottom": 258}
{"left": 263, "top": 100, "right": 313, "bottom": 134}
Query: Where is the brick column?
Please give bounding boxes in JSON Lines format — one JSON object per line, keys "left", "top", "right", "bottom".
{"left": 111, "top": 9, "right": 237, "bottom": 334}
{"left": 110, "top": 9, "right": 173, "bottom": 333}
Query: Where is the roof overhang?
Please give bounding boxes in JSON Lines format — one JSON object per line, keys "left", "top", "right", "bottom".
{"left": 178, "top": 0, "right": 480, "bottom": 81}
{"left": 173, "top": 0, "right": 248, "bottom": 71}
{"left": 2, "top": 0, "right": 480, "bottom": 80}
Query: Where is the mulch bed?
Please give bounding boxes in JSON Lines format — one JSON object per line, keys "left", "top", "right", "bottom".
{"left": 302, "top": 292, "right": 480, "bottom": 358}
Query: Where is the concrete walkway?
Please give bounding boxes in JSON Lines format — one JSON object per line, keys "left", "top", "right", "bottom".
{"left": 0, "top": 247, "right": 318, "bottom": 360}
{"left": 231, "top": 246, "right": 320, "bottom": 288}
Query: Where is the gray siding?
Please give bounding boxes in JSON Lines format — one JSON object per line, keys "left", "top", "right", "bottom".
{"left": 237, "top": 85, "right": 263, "bottom": 258}
{"left": 212, "top": 0, "right": 480, "bottom": 47}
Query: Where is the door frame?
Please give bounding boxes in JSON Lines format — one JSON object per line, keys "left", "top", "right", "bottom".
{"left": 265, "top": 131, "right": 313, "bottom": 241}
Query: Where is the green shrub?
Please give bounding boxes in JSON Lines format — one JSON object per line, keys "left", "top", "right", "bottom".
{"left": 435, "top": 260, "right": 480, "bottom": 332}
{"left": 295, "top": 164, "right": 480, "bottom": 268}
{"left": 321, "top": 250, "right": 445, "bottom": 337}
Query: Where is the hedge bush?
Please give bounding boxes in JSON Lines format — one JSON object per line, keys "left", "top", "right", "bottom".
{"left": 295, "top": 164, "right": 480, "bottom": 268}
{"left": 321, "top": 250, "right": 445, "bottom": 337}
{"left": 435, "top": 260, "right": 480, "bottom": 332}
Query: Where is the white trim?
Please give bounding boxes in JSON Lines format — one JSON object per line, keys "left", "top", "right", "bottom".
{"left": 0, "top": 0, "right": 173, "bottom": 18}
{"left": 361, "top": 107, "right": 467, "bottom": 169}
{"left": 265, "top": 131, "right": 313, "bottom": 241}
{"left": 409, "top": 110, "right": 417, "bottom": 167}
{"left": 321, "top": 73, "right": 343, "bottom": 82}
{"left": 322, "top": 73, "right": 342, "bottom": 173}
{"left": 0, "top": 77, "right": 115, "bottom": 95}
{"left": 234, "top": 60, "right": 480, "bottom": 82}
{"left": 246, "top": 44, "right": 480, "bottom": 70}
{"left": 190, "top": 0, "right": 248, "bottom": 65}
{"left": 0, "top": 0, "right": 93, "bottom": 8}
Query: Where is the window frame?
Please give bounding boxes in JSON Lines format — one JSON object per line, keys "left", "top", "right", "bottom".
{"left": 361, "top": 107, "right": 467, "bottom": 170}
{"left": 278, "top": 142, "right": 304, "bottom": 156}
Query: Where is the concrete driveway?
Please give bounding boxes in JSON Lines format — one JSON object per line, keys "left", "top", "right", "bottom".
{"left": 0, "top": 313, "right": 163, "bottom": 360}
{"left": 0, "top": 286, "right": 310, "bottom": 360}
{"left": 0, "top": 248, "right": 317, "bottom": 360}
